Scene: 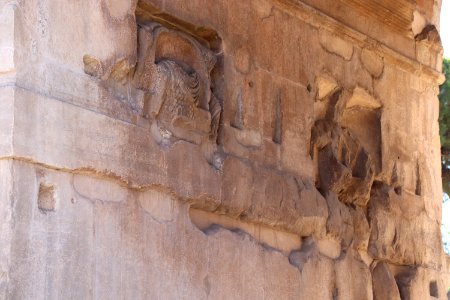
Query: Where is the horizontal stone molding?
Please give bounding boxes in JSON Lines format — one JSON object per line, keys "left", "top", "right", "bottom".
{"left": 273, "top": 0, "right": 445, "bottom": 84}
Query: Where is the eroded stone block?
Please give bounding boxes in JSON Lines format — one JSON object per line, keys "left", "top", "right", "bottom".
{"left": 392, "top": 267, "right": 447, "bottom": 300}
{"left": 368, "top": 182, "right": 442, "bottom": 268}
{"left": 311, "top": 120, "right": 375, "bottom": 206}
{"left": 346, "top": 87, "right": 381, "bottom": 110}
{"left": 37, "top": 183, "right": 56, "bottom": 212}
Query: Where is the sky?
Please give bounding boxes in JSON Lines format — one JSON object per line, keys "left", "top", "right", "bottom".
{"left": 443, "top": 0, "right": 450, "bottom": 58}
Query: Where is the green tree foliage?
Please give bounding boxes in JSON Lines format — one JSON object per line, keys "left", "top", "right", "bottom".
{"left": 440, "top": 58, "right": 450, "bottom": 197}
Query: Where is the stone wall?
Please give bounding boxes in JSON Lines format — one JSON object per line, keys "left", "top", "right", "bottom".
{"left": 0, "top": 0, "right": 449, "bottom": 299}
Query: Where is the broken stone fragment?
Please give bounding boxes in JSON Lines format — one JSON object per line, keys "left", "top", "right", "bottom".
{"left": 233, "top": 127, "right": 262, "bottom": 148}
{"left": 83, "top": 55, "right": 134, "bottom": 85}
{"left": 83, "top": 55, "right": 104, "bottom": 78}
{"left": 360, "top": 48, "right": 384, "bottom": 78}
{"left": 319, "top": 29, "right": 354, "bottom": 61}
{"left": 411, "top": 11, "right": 427, "bottom": 37}
{"left": 315, "top": 74, "right": 338, "bottom": 101}
{"left": 109, "top": 58, "right": 134, "bottom": 85}
{"left": 346, "top": 87, "right": 381, "bottom": 109}
{"left": 415, "top": 24, "right": 443, "bottom": 70}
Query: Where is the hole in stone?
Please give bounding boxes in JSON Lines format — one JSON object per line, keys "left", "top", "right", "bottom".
{"left": 415, "top": 162, "right": 422, "bottom": 196}
{"left": 307, "top": 84, "right": 312, "bottom": 93}
{"left": 394, "top": 186, "right": 402, "bottom": 196}
{"left": 429, "top": 280, "right": 438, "bottom": 298}
{"left": 340, "top": 107, "right": 382, "bottom": 174}
{"left": 38, "top": 183, "right": 56, "bottom": 212}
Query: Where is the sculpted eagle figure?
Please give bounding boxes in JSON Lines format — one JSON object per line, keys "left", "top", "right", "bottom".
{"left": 134, "top": 24, "right": 221, "bottom": 145}
{"left": 83, "top": 23, "right": 223, "bottom": 168}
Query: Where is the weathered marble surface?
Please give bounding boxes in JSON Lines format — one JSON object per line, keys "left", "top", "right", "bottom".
{"left": 0, "top": 0, "right": 449, "bottom": 299}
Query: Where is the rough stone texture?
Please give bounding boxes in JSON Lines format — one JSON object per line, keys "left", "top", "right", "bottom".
{"left": 0, "top": 0, "right": 449, "bottom": 299}
{"left": 360, "top": 48, "right": 384, "bottom": 78}
{"left": 372, "top": 262, "right": 401, "bottom": 300}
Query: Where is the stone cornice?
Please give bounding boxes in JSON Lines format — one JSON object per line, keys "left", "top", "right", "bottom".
{"left": 273, "top": 0, "right": 445, "bottom": 84}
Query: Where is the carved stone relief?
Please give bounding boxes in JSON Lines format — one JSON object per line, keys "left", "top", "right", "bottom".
{"left": 311, "top": 118, "right": 375, "bottom": 206}
{"left": 133, "top": 24, "right": 221, "bottom": 146}
{"left": 83, "top": 21, "right": 223, "bottom": 167}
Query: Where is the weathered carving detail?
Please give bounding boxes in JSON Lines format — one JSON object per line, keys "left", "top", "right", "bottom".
{"left": 310, "top": 88, "right": 380, "bottom": 207}
{"left": 38, "top": 183, "right": 57, "bottom": 212}
{"left": 82, "top": 55, "right": 135, "bottom": 85}
{"left": 134, "top": 24, "right": 221, "bottom": 146}
{"left": 311, "top": 119, "right": 374, "bottom": 206}
{"left": 83, "top": 22, "right": 223, "bottom": 166}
